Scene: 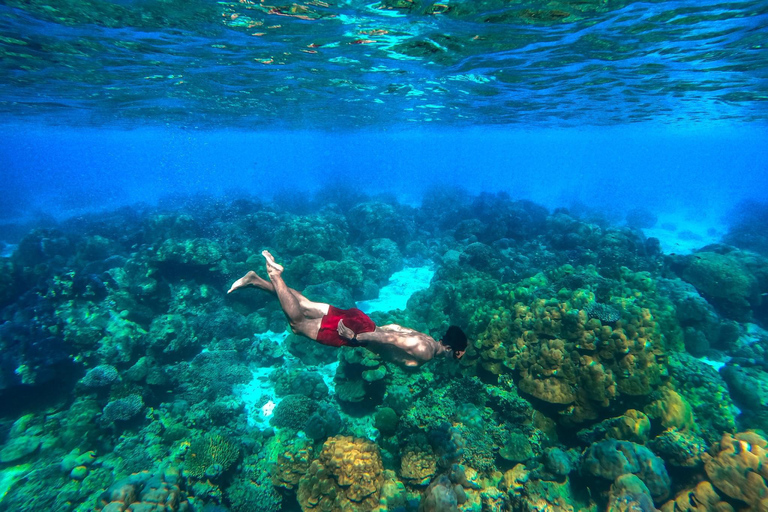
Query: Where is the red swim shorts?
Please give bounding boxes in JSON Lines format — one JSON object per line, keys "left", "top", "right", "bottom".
{"left": 316, "top": 305, "right": 376, "bottom": 348}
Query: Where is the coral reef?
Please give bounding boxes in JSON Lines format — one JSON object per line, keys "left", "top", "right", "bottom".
{"left": 1, "top": 192, "right": 765, "bottom": 512}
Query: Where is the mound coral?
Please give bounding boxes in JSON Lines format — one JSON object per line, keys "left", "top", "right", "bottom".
{"left": 81, "top": 364, "right": 119, "bottom": 387}
{"left": 660, "top": 481, "right": 733, "bottom": 512}
{"left": 297, "top": 436, "right": 384, "bottom": 512}
{"left": 644, "top": 389, "right": 695, "bottom": 432}
{"left": 271, "top": 438, "right": 314, "bottom": 490}
{"left": 703, "top": 431, "right": 768, "bottom": 510}
{"left": 468, "top": 269, "right": 666, "bottom": 426}
{"left": 585, "top": 302, "right": 622, "bottom": 323}
{"left": 101, "top": 394, "right": 144, "bottom": 424}
{"left": 680, "top": 251, "right": 760, "bottom": 321}
{"left": 98, "top": 467, "right": 190, "bottom": 512}
{"left": 399, "top": 445, "right": 438, "bottom": 486}
{"left": 270, "top": 394, "right": 317, "bottom": 430}
{"left": 582, "top": 439, "right": 671, "bottom": 503}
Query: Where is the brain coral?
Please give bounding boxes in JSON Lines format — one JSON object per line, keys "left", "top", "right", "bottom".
{"left": 297, "top": 436, "right": 384, "bottom": 512}
{"left": 703, "top": 431, "right": 768, "bottom": 511}
{"left": 81, "top": 364, "right": 119, "bottom": 387}
{"left": 101, "top": 394, "right": 144, "bottom": 423}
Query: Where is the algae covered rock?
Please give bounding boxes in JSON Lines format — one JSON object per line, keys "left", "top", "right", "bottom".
{"left": 0, "top": 435, "right": 41, "bottom": 463}
{"left": 499, "top": 431, "right": 534, "bottom": 463}
{"left": 681, "top": 251, "right": 757, "bottom": 320}
{"left": 607, "top": 474, "right": 655, "bottom": 512}
{"left": 649, "top": 428, "right": 706, "bottom": 468}
{"left": 156, "top": 237, "right": 224, "bottom": 267}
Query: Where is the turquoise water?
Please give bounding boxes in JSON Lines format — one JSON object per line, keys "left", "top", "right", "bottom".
{"left": 1, "top": 1, "right": 768, "bottom": 511}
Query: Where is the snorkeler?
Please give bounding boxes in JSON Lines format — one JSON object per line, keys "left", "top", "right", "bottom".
{"left": 228, "top": 251, "right": 467, "bottom": 367}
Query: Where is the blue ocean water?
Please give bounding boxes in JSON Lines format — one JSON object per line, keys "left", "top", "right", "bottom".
{"left": 2, "top": 0, "right": 768, "bottom": 511}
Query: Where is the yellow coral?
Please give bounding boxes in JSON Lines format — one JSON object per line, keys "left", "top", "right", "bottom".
{"left": 645, "top": 389, "right": 695, "bottom": 432}
{"left": 399, "top": 447, "right": 436, "bottom": 486}
{"left": 660, "top": 481, "right": 734, "bottom": 512}
{"left": 297, "top": 436, "right": 384, "bottom": 512}
{"left": 605, "top": 410, "right": 651, "bottom": 444}
{"left": 467, "top": 269, "right": 666, "bottom": 427}
{"left": 703, "top": 431, "right": 768, "bottom": 511}
{"left": 271, "top": 438, "right": 313, "bottom": 490}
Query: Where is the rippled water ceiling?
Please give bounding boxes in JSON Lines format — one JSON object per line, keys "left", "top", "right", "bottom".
{"left": 1, "top": 0, "right": 766, "bottom": 127}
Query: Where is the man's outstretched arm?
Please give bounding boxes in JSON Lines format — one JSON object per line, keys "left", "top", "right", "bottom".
{"left": 337, "top": 320, "right": 383, "bottom": 347}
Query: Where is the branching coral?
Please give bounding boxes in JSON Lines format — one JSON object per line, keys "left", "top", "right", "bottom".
{"left": 184, "top": 433, "right": 240, "bottom": 479}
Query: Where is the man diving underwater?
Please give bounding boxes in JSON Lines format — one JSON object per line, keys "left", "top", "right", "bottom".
{"left": 228, "top": 251, "right": 467, "bottom": 367}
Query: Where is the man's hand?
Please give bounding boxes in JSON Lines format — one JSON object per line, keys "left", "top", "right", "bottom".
{"left": 337, "top": 320, "right": 356, "bottom": 340}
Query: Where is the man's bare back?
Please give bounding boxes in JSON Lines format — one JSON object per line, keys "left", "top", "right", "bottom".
{"left": 228, "top": 251, "right": 467, "bottom": 367}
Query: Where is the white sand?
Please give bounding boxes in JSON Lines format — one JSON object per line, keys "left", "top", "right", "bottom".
{"left": 357, "top": 265, "right": 435, "bottom": 313}
{"left": 642, "top": 211, "right": 726, "bottom": 255}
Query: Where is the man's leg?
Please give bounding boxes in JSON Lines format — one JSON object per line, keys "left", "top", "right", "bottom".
{"left": 228, "top": 269, "right": 329, "bottom": 318}
{"left": 262, "top": 251, "right": 325, "bottom": 337}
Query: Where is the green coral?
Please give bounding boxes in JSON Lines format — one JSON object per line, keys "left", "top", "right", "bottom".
{"left": 270, "top": 395, "right": 317, "bottom": 430}
{"left": 499, "top": 431, "right": 534, "bottom": 463}
{"left": 184, "top": 433, "right": 240, "bottom": 479}
{"left": 374, "top": 407, "right": 399, "bottom": 436}
{"left": 156, "top": 237, "right": 224, "bottom": 266}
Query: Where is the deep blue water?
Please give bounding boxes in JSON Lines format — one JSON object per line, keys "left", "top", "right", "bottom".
{"left": 2, "top": 124, "right": 767, "bottom": 226}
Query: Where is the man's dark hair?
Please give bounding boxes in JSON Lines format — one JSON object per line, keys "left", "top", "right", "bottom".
{"left": 442, "top": 326, "right": 467, "bottom": 356}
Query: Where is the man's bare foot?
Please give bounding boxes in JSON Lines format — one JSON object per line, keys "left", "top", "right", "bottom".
{"left": 228, "top": 271, "right": 270, "bottom": 294}
{"left": 262, "top": 250, "right": 284, "bottom": 276}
